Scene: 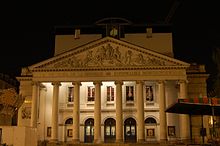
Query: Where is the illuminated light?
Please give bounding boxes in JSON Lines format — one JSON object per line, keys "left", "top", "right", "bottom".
{"left": 24, "top": 100, "right": 32, "bottom": 104}
{"left": 110, "top": 27, "right": 118, "bottom": 37}
{"left": 74, "top": 29, "right": 80, "bottom": 39}
{"left": 209, "top": 116, "right": 213, "bottom": 125}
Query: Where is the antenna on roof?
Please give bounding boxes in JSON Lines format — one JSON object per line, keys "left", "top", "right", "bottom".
{"left": 164, "top": 0, "right": 182, "bottom": 24}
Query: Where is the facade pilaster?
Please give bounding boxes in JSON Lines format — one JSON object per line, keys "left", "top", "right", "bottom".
{"left": 72, "top": 81, "right": 81, "bottom": 143}
{"left": 30, "top": 81, "right": 39, "bottom": 128}
{"left": 94, "top": 81, "right": 102, "bottom": 143}
{"left": 51, "top": 81, "right": 61, "bottom": 142}
{"left": 179, "top": 80, "right": 190, "bottom": 141}
{"left": 158, "top": 80, "right": 167, "bottom": 142}
{"left": 136, "top": 81, "right": 145, "bottom": 142}
{"left": 115, "top": 81, "right": 123, "bottom": 143}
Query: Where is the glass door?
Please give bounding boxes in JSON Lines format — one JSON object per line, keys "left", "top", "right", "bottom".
{"left": 84, "top": 118, "right": 94, "bottom": 143}
{"left": 104, "top": 118, "right": 116, "bottom": 143}
{"left": 124, "top": 118, "right": 136, "bottom": 143}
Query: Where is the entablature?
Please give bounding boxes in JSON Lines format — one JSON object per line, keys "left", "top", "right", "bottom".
{"left": 31, "top": 69, "right": 187, "bottom": 82}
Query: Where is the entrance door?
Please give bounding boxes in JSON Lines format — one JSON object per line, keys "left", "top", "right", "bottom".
{"left": 104, "top": 118, "right": 116, "bottom": 143}
{"left": 124, "top": 118, "right": 136, "bottom": 143}
{"left": 84, "top": 118, "right": 94, "bottom": 143}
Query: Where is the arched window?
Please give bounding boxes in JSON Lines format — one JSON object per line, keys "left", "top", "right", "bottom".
{"left": 145, "top": 117, "right": 157, "bottom": 124}
{"left": 65, "top": 118, "right": 73, "bottom": 125}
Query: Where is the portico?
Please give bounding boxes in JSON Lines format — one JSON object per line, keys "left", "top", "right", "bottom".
{"left": 27, "top": 65, "right": 190, "bottom": 143}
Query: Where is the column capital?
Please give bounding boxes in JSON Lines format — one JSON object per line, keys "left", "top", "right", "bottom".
{"left": 178, "top": 80, "right": 188, "bottom": 84}
{"left": 72, "top": 81, "right": 82, "bottom": 86}
{"left": 93, "top": 81, "right": 102, "bottom": 86}
{"left": 114, "top": 80, "right": 123, "bottom": 85}
{"left": 31, "top": 81, "right": 40, "bottom": 86}
{"left": 52, "top": 81, "right": 61, "bottom": 86}
{"left": 136, "top": 80, "right": 144, "bottom": 84}
{"left": 157, "top": 80, "right": 165, "bottom": 84}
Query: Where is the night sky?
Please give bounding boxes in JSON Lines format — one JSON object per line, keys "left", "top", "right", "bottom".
{"left": 0, "top": 0, "right": 219, "bottom": 78}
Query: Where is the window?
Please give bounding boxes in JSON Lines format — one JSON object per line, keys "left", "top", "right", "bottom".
{"left": 88, "top": 86, "right": 95, "bottom": 101}
{"left": 107, "top": 86, "right": 114, "bottom": 102}
{"left": 145, "top": 117, "right": 157, "bottom": 124}
{"left": 65, "top": 118, "right": 73, "bottom": 125}
{"left": 145, "top": 85, "right": 154, "bottom": 102}
{"left": 68, "top": 87, "right": 74, "bottom": 102}
{"left": 126, "top": 86, "right": 134, "bottom": 101}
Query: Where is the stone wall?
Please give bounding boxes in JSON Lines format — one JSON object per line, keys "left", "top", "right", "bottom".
{"left": 0, "top": 126, "right": 37, "bottom": 146}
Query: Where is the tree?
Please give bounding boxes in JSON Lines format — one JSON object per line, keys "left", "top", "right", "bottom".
{"left": 0, "top": 88, "right": 25, "bottom": 125}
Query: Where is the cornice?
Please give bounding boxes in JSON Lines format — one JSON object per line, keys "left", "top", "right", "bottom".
{"left": 32, "top": 66, "right": 188, "bottom": 72}
{"left": 16, "top": 76, "right": 32, "bottom": 81}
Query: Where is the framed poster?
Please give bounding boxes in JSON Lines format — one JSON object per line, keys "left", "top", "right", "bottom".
{"left": 147, "top": 128, "right": 155, "bottom": 137}
{"left": 47, "top": 127, "right": 51, "bottom": 137}
{"left": 168, "top": 126, "right": 175, "bottom": 136}
{"left": 67, "top": 129, "right": 73, "bottom": 137}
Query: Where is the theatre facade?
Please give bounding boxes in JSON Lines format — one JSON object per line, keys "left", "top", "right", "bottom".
{"left": 16, "top": 18, "right": 209, "bottom": 144}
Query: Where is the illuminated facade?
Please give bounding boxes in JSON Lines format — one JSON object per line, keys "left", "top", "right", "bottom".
{"left": 16, "top": 18, "right": 209, "bottom": 144}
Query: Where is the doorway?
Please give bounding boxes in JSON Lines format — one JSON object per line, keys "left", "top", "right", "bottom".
{"left": 84, "top": 118, "right": 94, "bottom": 143}
{"left": 104, "top": 118, "right": 116, "bottom": 143}
{"left": 124, "top": 118, "right": 136, "bottom": 143}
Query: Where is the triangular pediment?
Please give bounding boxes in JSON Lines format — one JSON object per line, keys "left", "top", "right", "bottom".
{"left": 29, "top": 37, "right": 190, "bottom": 71}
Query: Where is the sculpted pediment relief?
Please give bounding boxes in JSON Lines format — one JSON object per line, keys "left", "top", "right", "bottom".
{"left": 30, "top": 37, "right": 189, "bottom": 71}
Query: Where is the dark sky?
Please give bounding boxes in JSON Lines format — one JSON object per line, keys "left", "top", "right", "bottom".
{"left": 0, "top": 0, "right": 219, "bottom": 77}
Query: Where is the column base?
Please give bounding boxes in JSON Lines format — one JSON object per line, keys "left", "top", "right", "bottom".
{"left": 116, "top": 139, "right": 123, "bottom": 143}
{"left": 94, "top": 139, "right": 102, "bottom": 144}
{"left": 72, "top": 139, "right": 80, "bottom": 144}
{"left": 49, "top": 139, "right": 58, "bottom": 143}
{"left": 160, "top": 139, "right": 168, "bottom": 144}
{"left": 179, "top": 138, "right": 191, "bottom": 144}
{"left": 137, "top": 139, "right": 145, "bottom": 143}
{"left": 48, "top": 139, "right": 60, "bottom": 146}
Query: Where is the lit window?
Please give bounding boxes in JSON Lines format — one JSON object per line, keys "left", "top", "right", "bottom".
{"left": 145, "top": 85, "right": 153, "bottom": 102}
{"left": 107, "top": 86, "right": 114, "bottom": 102}
{"left": 126, "top": 86, "right": 134, "bottom": 101}
{"left": 88, "top": 86, "right": 95, "bottom": 101}
{"left": 68, "top": 87, "right": 74, "bottom": 102}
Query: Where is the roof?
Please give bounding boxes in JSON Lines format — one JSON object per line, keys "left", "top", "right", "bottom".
{"left": 165, "top": 98, "right": 220, "bottom": 116}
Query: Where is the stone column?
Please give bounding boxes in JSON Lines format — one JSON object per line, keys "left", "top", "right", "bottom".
{"left": 94, "top": 81, "right": 102, "bottom": 143}
{"left": 179, "top": 80, "right": 190, "bottom": 141}
{"left": 30, "top": 81, "right": 39, "bottom": 128}
{"left": 51, "top": 82, "right": 61, "bottom": 142}
{"left": 115, "top": 81, "right": 123, "bottom": 143}
{"left": 72, "top": 81, "right": 81, "bottom": 143}
{"left": 136, "top": 81, "right": 145, "bottom": 142}
{"left": 158, "top": 81, "right": 167, "bottom": 142}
